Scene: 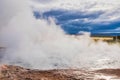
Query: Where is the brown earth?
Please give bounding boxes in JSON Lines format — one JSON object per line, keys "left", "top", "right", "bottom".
{"left": 0, "top": 65, "right": 120, "bottom": 80}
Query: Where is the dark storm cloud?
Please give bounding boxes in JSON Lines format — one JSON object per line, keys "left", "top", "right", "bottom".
{"left": 34, "top": 9, "right": 120, "bottom": 35}
{"left": 32, "top": 0, "right": 120, "bottom": 35}
{"left": 34, "top": 10, "right": 104, "bottom": 34}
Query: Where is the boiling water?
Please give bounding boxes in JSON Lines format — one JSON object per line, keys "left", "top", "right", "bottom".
{"left": 0, "top": 0, "right": 120, "bottom": 69}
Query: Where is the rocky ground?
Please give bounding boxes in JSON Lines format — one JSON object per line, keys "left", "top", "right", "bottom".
{"left": 0, "top": 65, "right": 120, "bottom": 80}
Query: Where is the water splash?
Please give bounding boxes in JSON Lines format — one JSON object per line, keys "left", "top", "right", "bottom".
{"left": 0, "top": 0, "right": 120, "bottom": 69}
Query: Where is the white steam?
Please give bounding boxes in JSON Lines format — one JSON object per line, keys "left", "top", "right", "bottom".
{"left": 0, "top": 0, "right": 120, "bottom": 69}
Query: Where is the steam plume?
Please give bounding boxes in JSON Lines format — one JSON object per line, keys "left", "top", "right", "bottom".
{"left": 0, "top": 0, "right": 120, "bottom": 69}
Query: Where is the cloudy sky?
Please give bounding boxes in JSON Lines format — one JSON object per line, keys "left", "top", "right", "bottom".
{"left": 31, "top": 0, "right": 120, "bottom": 35}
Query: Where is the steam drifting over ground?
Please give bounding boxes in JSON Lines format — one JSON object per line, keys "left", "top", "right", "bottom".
{"left": 0, "top": 0, "right": 120, "bottom": 70}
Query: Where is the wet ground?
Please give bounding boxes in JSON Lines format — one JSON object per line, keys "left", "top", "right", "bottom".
{"left": 0, "top": 65, "right": 120, "bottom": 80}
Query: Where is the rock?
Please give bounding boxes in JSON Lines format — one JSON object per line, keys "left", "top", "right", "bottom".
{"left": 0, "top": 65, "right": 120, "bottom": 80}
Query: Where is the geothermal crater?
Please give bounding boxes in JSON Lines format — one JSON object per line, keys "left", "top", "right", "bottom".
{"left": 0, "top": 65, "right": 120, "bottom": 80}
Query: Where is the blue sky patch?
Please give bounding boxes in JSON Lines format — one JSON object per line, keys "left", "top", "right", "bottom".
{"left": 34, "top": 9, "right": 120, "bottom": 36}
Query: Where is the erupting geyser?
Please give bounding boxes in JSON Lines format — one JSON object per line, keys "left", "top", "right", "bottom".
{"left": 0, "top": 0, "right": 120, "bottom": 70}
